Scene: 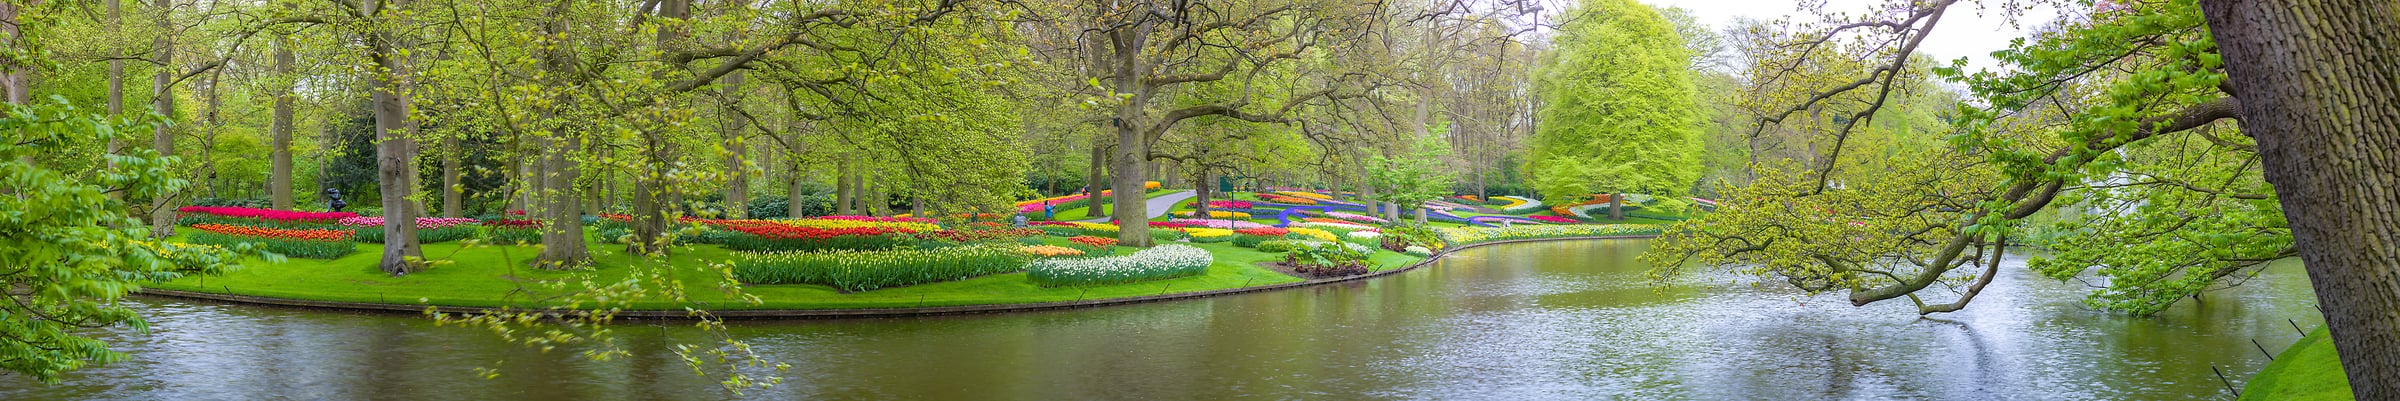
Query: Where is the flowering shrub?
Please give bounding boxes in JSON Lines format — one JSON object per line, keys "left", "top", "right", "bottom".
{"left": 1254, "top": 240, "right": 1305, "bottom": 253}
{"left": 1026, "top": 244, "right": 1212, "bottom": 287}
{"left": 1530, "top": 215, "right": 1580, "bottom": 224}
{"left": 1323, "top": 212, "right": 1388, "bottom": 225}
{"left": 732, "top": 245, "right": 1034, "bottom": 291}
{"left": 1021, "top": 245, "right": 1085, "bottom": 258}
{"left": 1068, "top": 236, "right": 1119, "bottom": 248}
{"left": 1183, "top": 211, "right": 1252, "bottom": 219}
{"left": 1434, "top": 224, "right": 1662, "bottom": 246}
{"left": 177, "top": 206, "right": 358, "bottom": 225}
{"left": 187, "top": 223, "right": 356, "bottom": 259}
{"left": 1286, "top": 227, "right": 1338, "bottom": 242}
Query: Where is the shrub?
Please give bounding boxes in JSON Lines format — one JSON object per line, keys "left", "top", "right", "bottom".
{"left": 1287, "top": 240, "right": 1374, "bottom": 277}
{"left": 1232, "top": 234, "right": 1274, "bottom": 248}
{"left": 1026, "top": 244, "right": 1212, "bottom": 287}
{"left": 187, "top": 224, "right": 356, "bottom": 259}
{"left": 1148, "top": 227, "right": 1188, "bottom": 241}
{"left": 733, "top": 245, "right": 1033, "bottom": 292}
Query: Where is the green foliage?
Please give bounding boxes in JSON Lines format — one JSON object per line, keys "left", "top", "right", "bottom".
{"left": 1, "top": 98, "right": 242, "bottom": 383}
{"left": 1147, "top": 227, "right": 1188, "bottom": 242}
{"left": 1232, "top": 234, "right": 1276, "bottom": 248}
{"left": 1528, "top": 0, "right": 1704, "bottom": 208}
{"left": 732, "top": 245, "right": 1034, "bottom": 292}
{"left": 1253, "top": 240, "right": 1305, "bottom": 253}
{"left": 1366, "top": 131, "right": 1459, "bottom": 216}
{"left": 1286, "top": 241, "right": 1375, "bottom": 276}
{"left": 482, "top": 227, "right": 543, "bottom": 246}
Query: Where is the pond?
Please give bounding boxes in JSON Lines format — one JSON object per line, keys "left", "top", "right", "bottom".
{"left": 2, "top": 239, "right": 2321, "bottom": 399}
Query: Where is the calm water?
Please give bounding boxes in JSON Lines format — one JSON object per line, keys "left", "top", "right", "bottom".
{"left": 2, "top": 239, "right": 2323, "bottom": 400}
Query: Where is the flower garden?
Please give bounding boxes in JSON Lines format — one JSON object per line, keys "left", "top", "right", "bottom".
{"left": 140, "top": 188, "right": 1686, "bottom": 312}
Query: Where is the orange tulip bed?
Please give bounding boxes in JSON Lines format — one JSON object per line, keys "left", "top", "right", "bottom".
{"left": 187, "top": 223, "right": 358, "bottom": 259}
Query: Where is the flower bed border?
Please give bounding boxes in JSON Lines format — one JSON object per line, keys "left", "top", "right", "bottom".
{"left": 136, "top": 234, "right": 1657, "bottom": 320}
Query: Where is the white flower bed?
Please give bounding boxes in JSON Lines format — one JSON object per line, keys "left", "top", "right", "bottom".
{"left": 1346, "top": 230, "right": 1382, "bottom": 241}
{"left": 1495, "top": 196, "right": 1545, "bottom": 214}
{"left": 1027, "top": 244, "right": 1213, "bottom": 287}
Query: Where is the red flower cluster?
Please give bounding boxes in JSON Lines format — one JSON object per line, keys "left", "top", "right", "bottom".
{"left": 1068, "top": 236, "right": 1118, "bottom": 248}
{"left": 1530, "top": 215, "right": 1579, "bottom": 224}
{"left": 1147, "top": 221, "right": 1193, "bottom": 228}
{"left": 192, "top": 223, "right": 354, "bottom": 241}
{"left": 1234, "top": 227, "right": 1290, "bottom": 237}
{"left": 1029, "top": 221, "right": 1078, "bottom": 227}
{"left": 483, "top": 219, "right": 546, "bottom": 228}
{"left": 819, "top": 215, "right": 935, "bottom": 223}
{"left": 1205, "top": 200, "right": 1253, "bottom": 209}
{"left": 178, "top": 206, "right": 358, "bottom": 223}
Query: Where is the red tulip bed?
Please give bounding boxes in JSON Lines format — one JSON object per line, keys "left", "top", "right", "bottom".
{"left": 176, "top": 206, "right": 359, "bottom": 226}
{"left": 1232, "top": 227, "right": 1290, "bottom": 247}
{"left": 716, "top": 223, "right": 918, "bottom": 252}
{"left": 480, "top": 218, "right": 547, "bottom": 245}
{"left": 1529, "top": 215, "right": 1580, "bottom": 224}
{"left": 186, "top": 223, "right": 358, "bottom": 259}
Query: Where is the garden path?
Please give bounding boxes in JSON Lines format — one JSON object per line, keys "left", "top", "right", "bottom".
{"left": 1071, "top": 190, "right": 1196, "bottom": 223}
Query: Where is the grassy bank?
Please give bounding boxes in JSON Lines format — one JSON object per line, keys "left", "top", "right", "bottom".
{"left": 2241, "top": 327, "right": 2355, "bottom": 400}
{"left": 144, "top": 231, "right": 1421, "bottom": 311}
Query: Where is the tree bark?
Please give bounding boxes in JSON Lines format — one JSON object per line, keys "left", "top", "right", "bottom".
{"left": 148, "top": 0, "right": 175, "bottom": 238}
{"left": 1107, "top": 25, "right": 1154, "bottom": 247}
{"left": 1083, "top": 143, "right": 1106, "bottom": 218}
{"left": 0, "top": 1, "right": 27, "bottom": 104}
{"left": 531, "top": 0, "right": 587, "bottom": 269}
{"left": 2199, "top": 0, "right": 2400, "bottom": 397}
{"left": 270, "top": 31, "right": 296, "bottom": 210}
{"left": 1609, "top": 192, "right": 1624, "bottom": 220}
{"left": 105, "top": 0, "right": 125, "bottom": 169}
{"left": 367, "top": 0, "right": 424, "bottom": 275}
{"left": 721, "top": 70, "right": 749, "bottom": 219}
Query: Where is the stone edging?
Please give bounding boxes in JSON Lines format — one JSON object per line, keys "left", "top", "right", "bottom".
{"left": 136, "top": 234, "right": 1658, "bottom": 320}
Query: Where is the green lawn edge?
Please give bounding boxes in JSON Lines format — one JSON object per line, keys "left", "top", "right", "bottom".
{"left": 143, "top": 233, "right": 1421, "bottom": 311}
{"left": 2241, "top": 327, "right": 2356, "bottom": 401}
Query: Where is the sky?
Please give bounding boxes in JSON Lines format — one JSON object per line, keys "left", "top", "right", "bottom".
{"left": 1636, "top": 0, "right": 2070, "bottom": 74}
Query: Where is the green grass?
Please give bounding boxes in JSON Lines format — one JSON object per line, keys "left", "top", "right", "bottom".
{"left": 2241, "top": 327, "right": 2355, "bottom": 400}
{"left": 147, "top": 228, "right": 1426, "bottom": 311}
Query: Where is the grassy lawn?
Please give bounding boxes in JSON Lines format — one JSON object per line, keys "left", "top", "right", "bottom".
{"left": 1043, "top": 189, "right": 1181, "bottom": 220}
{"left": 2241, "top": 327, "right": 2356, "bottom": 400}
{"left": 146, "top": 229, "right": 1426, "bottom": 311}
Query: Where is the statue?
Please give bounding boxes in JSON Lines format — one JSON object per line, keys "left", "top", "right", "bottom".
{"left": 324, "top": 188, "right": 348, "bottom": 212}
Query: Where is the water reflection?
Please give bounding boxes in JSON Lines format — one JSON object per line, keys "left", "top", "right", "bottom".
{"left": 0, "top": 239, "right": 2320, "bottom": 399}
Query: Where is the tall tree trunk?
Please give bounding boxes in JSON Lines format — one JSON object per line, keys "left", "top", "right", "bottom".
{"left": 1609, "top": 192, "right": 1624, "bottom": 220}
{"left": 786, "top": 165, "right": 805, "bottom": 218}
{"left": 270, "top": 32, "right": 296, "bottom": 210}
{"left": 834, "top": 158, "right": 853, "bottom": 215}
{"left": 1191, "top": 168, "right": 1211, "bottom": 219}
{"left": 721, "top": 71, "right": 749, "bottom": 218}
{"left": 627, "top": 0, "right": 692, "bottom": 255}
{"left": 440, "top": 134, "right": 460, "bottom": 217}
{"left": 1083, "top": 143, "right": 1106, "bottom": 218}
{"left": 530, "top": 0, "right": 587, "bottom": 269}
{"left": 0, "top": 1, "right": 27, "bottom": 104}
{"left": 2200, "top": 0, "right": 2400, "bottom": 397}
{"left": 105, "top": 0, "right": 124, "bottom": 168}
{"left": 367, "top": 0, "right": 424, "bottom": 275}
{"left": 147, "top": 0, "right": 175, "bottom": 238}
{"left": 1106, "top": 26, "right": 1154, "bottom": 247}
